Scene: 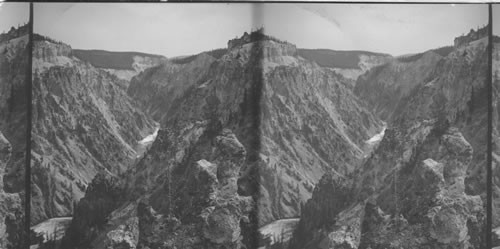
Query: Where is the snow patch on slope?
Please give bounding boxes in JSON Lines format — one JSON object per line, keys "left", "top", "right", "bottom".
{"left": 366, "top": 124, "right": 387, "bottom": 145}
{"left": 136, "top": 125, "right": 160, "bottom": 159}
{"left": 139, "top": 126, "right": 159, "bottom": 145}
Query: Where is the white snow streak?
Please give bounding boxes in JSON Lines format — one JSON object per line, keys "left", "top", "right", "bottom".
{"left": 366, "top": 125, "right": 387, "bottom": 145}
{"left": 139, "top": 127, "right": 159, "bottom": 145}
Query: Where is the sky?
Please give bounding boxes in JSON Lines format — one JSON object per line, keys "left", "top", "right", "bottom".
{"left": 34, "top": 3, "right": 488, "bottom": 57}
{"left": 0, "top": 2, "right": 30, "bottom": 34}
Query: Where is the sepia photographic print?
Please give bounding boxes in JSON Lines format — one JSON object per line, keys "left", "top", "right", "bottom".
{"left": 0, "top": 2, "right": 498, "bottom": 249}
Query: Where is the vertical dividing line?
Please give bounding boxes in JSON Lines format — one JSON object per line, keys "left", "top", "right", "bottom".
{"left": 24, "top": 2, "right": 33, "bottom": 248}
{"left": 246, "top": 4, "right": 263, "bottom": 248}
{"left": 488, "top": 3, "right": 493, "bottom": 249}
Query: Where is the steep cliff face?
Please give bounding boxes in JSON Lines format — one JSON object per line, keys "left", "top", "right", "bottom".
{"left": 259, "top": 39, "right": 381, "bottom": 225}
{"left": 0, "top": 26, "right": 29, "bottom": 193}
{"left": 290, "top": 29, "right": 488, "bottom": 249}
{"left": 31, "top": 36, "right": 155, "bottom": 225}
{"left": 127, "top": 53, "right": 215, "bottom": 124}
{"left": 354, "top": 50, "right": 444, "bottom": 121}
{"left": 0, "top": 25, "right": 28, "bottom": 249}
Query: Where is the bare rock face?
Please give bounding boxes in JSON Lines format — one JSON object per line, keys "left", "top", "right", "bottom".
{"left": 439, "top": 128, "right": 473, "bottom": 192}
{"left": 202, "top": 206, "right": 242, "bottom": 245}
{"left": 32, "top": 36, "right": 72, "bottom": 67}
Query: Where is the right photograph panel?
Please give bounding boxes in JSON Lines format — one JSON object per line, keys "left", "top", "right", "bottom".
{"left": 262, "top": 4, "right": 489, "bottom": 249}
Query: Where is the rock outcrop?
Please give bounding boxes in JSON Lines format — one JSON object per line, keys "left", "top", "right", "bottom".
{"left": 357, "top": 127, "right": 483, "bottom": 249}
{"left": 133, "top": 129, "right": 253, "bottom": 249}
{"left": 454, "top": 25, "right": 489, "bottom": 48}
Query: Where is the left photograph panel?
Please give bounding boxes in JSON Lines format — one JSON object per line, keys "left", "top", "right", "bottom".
{"left": 0, "top": 2, "right": 30, "bottom": 248}
{"left": 30, "top": 3, "right": 259, "bottom": 249}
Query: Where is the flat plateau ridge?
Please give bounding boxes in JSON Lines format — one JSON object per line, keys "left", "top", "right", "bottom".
{"left": 24, "top": 26, "right": 491, "bottom": 249}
